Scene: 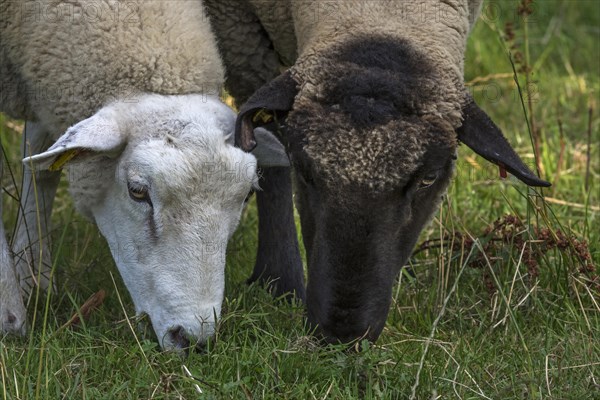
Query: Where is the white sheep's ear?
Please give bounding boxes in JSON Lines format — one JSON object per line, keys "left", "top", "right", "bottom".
{"left": 24, "top": 113, "right": 126, "bottom": 171}
{"left": 251, "top": 127, "right": 290, "bottom": 167}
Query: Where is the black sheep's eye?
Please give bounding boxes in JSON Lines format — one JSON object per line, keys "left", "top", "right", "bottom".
{"left": 418, "top": 173, "right": 438, "bottom": 190}
{"left": 128, "top": 182, "right": 151, "bottom": 203}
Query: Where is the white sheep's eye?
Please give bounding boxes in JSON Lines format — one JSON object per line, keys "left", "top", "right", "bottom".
{"left": 128, "top": 183, "right": 151, "bottom": 203}
{"left": 418, "top": 174, "right": 438, "bottom": 190}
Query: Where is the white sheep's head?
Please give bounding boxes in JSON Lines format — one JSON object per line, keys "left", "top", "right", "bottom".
{"left": 25, "top": 94, "right": 289, "bottom": 352}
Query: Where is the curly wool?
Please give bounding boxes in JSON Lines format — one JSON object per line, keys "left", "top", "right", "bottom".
{"left": 286, "top": 35, "right": 460, "bottom": 193}
{"left": 206, "top": 0, "right": 483, "bottom": 191}
{"left": 0, "top": 0, "right": 224, "bottom": 137}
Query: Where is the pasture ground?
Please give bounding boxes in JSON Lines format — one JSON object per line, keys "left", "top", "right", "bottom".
{"left": 1, "top": 1, "right": 598, "bottom": 398}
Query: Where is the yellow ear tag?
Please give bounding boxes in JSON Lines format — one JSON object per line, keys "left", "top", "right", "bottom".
{"left": 49, "top": 149, "right": 81, "bottom": 171}
{"left": 252, "top": 109, "right": 274, "bottom": 125}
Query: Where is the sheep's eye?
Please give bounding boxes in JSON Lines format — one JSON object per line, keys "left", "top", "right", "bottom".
{"left": 128, "top": 183, "right": 150, "bottom": 203}
{"left": 418, "top": 174, "right": 438, "bottom": 190}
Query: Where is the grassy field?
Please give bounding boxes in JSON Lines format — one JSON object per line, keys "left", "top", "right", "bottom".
{"left": 1, "top": 1, "right": 598, "bottom": 399}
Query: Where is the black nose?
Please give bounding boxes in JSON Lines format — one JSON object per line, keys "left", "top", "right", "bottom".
{"left": 316, "top": 325, "right": 374, "bottom": 346}
{"left": 307, "top": 311, "right": 384, "bottom": 346}
{"left": 168, "top": 325, "right": 191, "bottom": 349}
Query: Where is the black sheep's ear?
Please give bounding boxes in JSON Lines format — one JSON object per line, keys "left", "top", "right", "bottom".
{"left": 235, "top": 70, "right": 299, "bottom": 152}
{"left": 457, "top": 94, "right": 551, "bottom": 187}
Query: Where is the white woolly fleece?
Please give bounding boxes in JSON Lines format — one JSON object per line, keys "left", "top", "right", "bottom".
{"left": 0, "top": 0, "right": 224, "bottom": 136}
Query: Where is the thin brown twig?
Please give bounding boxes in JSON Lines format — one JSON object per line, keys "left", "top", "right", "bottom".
{"left": 585, "top": 104, "right": 593, "bottom": 191}
{"left": 465, "top": 72, "right": 514, "bottom": 86}
{"left": 61, "top": 289, "right": 106, "bottom": 329}
{"left": 543, "top": 197, "right": 600, "bottom": 212}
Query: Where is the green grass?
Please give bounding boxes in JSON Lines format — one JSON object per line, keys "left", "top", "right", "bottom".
{"left": 1, "top": 1, "right": 599, "bottom": 398}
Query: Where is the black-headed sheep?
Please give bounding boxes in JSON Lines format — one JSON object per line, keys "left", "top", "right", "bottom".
{"left": 206, "top": 0, "right": 550, "bottom": 344}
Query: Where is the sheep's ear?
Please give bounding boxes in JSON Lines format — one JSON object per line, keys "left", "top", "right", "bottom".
{"left": 24, "top": 113, "right": 125, "bottom": 171}
{"left": 235, "top": 70, "right": 299, "bottom": 152}
{"left": 251, "top": 127, "right": 290, "bottom": 167}
{"left": 457, "top": 94, "right": 551, "bottom": 187}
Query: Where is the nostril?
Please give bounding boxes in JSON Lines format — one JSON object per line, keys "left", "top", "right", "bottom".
{"left": 2, "top": 311, "right": 26, "bottom": 335}
{"left": 168, "top": 325, "right": 191, "bottom": 349}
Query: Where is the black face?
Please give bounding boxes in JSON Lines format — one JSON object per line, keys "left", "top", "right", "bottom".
{"left": 276, "top": 37, "right": 460, "bottom": 344}
{"left": 236, "top": 33, "right": 547, "bottom": 345}
{"left": 292, "top": 144, "right": 455, "bottom": 343}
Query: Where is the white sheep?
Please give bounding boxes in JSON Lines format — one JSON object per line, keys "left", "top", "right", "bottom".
{"left": 206, "top": 0, "right": 551, "bottom": 344}
{"left": 0, "top": 0, "right": 287, "bottom": 351}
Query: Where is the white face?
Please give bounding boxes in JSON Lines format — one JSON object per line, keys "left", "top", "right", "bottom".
{"left": 97, "top": 96, "right": 257, "bottom": 350}
{"left": 28, "top": 95, "right": 277, "bottom": 351}
{"left": 96, "top": 134, "right": 255, "bottom": 350}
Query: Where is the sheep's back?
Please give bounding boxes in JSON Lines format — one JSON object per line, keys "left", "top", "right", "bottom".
{"left": 0, "top": 0, "right": 224, "bottom": 136}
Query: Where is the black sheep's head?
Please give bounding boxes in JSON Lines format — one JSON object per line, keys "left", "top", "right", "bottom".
{"left": 236, "top": 36, "right": 550, "bottom": 344}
